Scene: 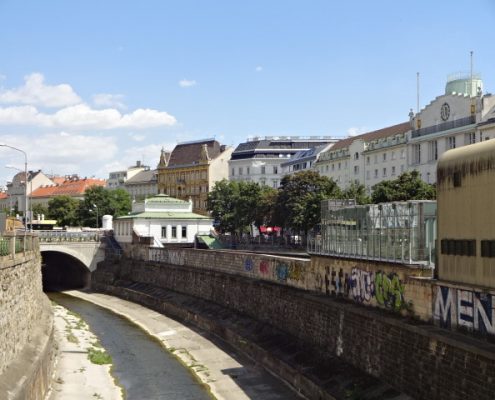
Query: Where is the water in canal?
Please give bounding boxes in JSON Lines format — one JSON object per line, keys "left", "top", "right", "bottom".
{"left": 49, "top": 292, "right": 212, "bottom": 400}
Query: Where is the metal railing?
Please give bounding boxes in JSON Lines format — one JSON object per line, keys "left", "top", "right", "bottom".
{"left": 411, "top": 115, "right": 475, "bottom": 138}
{"left": 0, "top": 233, "right": 38, "bottom": 257}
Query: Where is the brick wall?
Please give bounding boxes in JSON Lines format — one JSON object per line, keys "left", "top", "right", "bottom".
{"left": 94, "top": 257, "right": 495, "bottom": 400}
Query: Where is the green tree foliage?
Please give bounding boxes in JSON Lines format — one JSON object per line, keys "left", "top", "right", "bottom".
{"left": 31, "top": 204, "right": 49, "bottom": 219}
{"left": 78, "top": 186, "right": 132, "bottom": 227}
{"left": 341, "top": 181, "right": 371, "bottom": 205}
{"left": 207, "top": 180, "right": 276, "bottom": 235}
{"left": 274, "top": 170, "right": 340, "bottom": 234}
{"left": 371, "top": 170, "right": 436, "bottom": 203}
{"left": 254, "top": 185, "right": 278, "bottom": 228}
{"left": 47, "top": 196, "right": 80, "bottom": 227}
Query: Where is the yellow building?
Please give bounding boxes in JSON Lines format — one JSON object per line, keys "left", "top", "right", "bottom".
{"left": 157, "top": 139, "right": 233, "bottom": 215}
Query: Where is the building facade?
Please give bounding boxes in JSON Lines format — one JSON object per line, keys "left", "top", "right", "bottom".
{"left": 280, "top": 143, "right": 334, "bottom": 177}
{"left": 114, "top": 194, "right": 212, "bottom": 248}
{"left": 315, "top": 123, "right": 410, "bottom": 192}
{"left": 107, "top": 161, "right": 149, "bottom": 190}
{"left": 124, "top": 169, "right": 158, "bottom": 201}
{"left": 157, "top": 139, "right": 233, "bottom": 214}
{"left": 229, "top": 136, "right": 338, "bottom": 188}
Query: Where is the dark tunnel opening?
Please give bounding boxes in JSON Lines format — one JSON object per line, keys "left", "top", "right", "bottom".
{"left": 41, "top": 251, "right": 91, "bottom": 291}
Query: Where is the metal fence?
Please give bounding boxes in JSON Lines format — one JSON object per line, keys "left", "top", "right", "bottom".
{"left": 0, "top": 233, "right": 38, "bottom": 257}
{"left": 37, "top": 230, "right": 101, "bottom": 243}
{"left": 307, "top": 200, "right": 437, "bottom": 266}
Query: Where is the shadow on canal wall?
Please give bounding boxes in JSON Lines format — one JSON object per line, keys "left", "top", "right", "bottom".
{"left": 0, "top": 237, "right": 55, "bottom": 400}
{"left": 92, "top": 255, "right": 495, "bottom": 400}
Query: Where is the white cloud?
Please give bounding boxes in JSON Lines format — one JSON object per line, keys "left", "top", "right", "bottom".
{"left": 0, "top": 73, "right": 82, "bottom": 108}
{"left": 347, "top": 127, "right": 367, "bottom": 137}
{"left": 179, "top": 79, "right": 197, "bottom": 88}
{"left": 128, "top": 133, "right": 146, "bottom": 142}
{"left": 255, "top": 66, "right": 263, "bottom": 72}
{"left": 93, "top": 93, "right": 126, "bottom": 110}
{"left": 0, "top": 103, "right": 177, "bottom": 130}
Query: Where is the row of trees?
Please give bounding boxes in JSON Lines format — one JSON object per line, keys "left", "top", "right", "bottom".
{"left": 207, "top": 170, "right": 435, "bottom": 235}
{"left": 32, "top": 186, "right": 132, "bottom": 227}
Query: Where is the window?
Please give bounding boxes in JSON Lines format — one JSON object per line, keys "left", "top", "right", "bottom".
{"left": 391, "top": 151, "right": 396, "bottom": 160}
{"left": 392, "top": 166, "right": 396, "bottom": 176}
{"left": 374, "top": 155, "right": 378, "bottom": 164}
{"left": 238, "top": 167, "right": 243, "bottom": 175}
{"left": 272, "top": 180, "right": 278, "bottom": 188}
{"left": 261, "top": 166, "right": 266, "bottom": 174}
{"left": 181, "top": 226, "right": 187, "bottom": 238}
{"left": 246, "top": 167, "right": 250, "bottom": 175}
{"left": 354, "top": 152, "right": 359, "bottom": 160}
{"left": 273, "top": 166, "right": 278, "bottom": 174}
{"left": 382, "top": 167, "right": 387, "bottom": 177}
{"left": 413, "top": 144, "right": 421, "bottom": 164}
{"left": 466, "top": 132, "right": 476, "bottom": 145}
{"left": 374, "top": 169, "right": 378, "bottom": 178}
{"left": 400, "top": 149, "right": 406, "bottom": 159}
{"left": 338, "top": 162, "right": 341, "bottom": 170}
{"left": 161, "top": 226, "right": 167, "bottom": 238}
{"left": 383, "top": 153, "right": 387, "bottom": 162}
{"left": 441, "top": 239, "right": 476, "bottom": 256}
{"left": 171, "top": 226, "right": 177, "bottom": 239}
{"left": 331, "top": 164, "right": 334, "bottom": 171}
{"left": 366, "top": 156, "right": 370, "bottom": 165}
{"left": 446, "top": 136, "right": 456, "bottom": 150}
{"left": 401, "top": 164, "right": 405, "bottom": 172}
{"left": 428, "top": 140, "right": 438, "bottom": 161}
{"left": 354, "top": 165, "right": 359, "bottom": 175}
{"left": 481, "top": 240, "right": 495, "bottom": 257}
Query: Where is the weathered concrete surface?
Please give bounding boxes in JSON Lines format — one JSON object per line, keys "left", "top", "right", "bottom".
{"left": 47, "top": 302, "right": 122, "bottom": 400}
{"left": 65, "top": 290, "right": 304, "bottom": 400}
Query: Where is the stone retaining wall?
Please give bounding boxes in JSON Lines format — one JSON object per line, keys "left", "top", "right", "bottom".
{"left": 0, "top": 248, "right": 55, "bottom": 400}
{"left": 94, "top": 257, "right": 495, "bottom": 400}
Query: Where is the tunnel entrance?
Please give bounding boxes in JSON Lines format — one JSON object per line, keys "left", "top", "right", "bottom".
{"left": 41, "top": 251, "right": 91, "bottom": 291}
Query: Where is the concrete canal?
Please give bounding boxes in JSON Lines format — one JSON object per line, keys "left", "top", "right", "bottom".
{"left": 49, "top": 292, "right": 211, "bottom": 400}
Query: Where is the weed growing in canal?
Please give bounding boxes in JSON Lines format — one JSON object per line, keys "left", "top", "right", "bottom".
{"left": 88, "top": 347, "right": 112, "bottom": 365}
{"left": 66, "top": 332, "right": 79, "bottom": 344}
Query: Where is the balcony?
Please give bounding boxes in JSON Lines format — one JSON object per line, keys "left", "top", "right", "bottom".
{"left": 411, "top": 115, "right": 475, "bottom": 138}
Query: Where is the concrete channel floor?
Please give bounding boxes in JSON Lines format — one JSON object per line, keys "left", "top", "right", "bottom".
{"left": 58, "top": 290, "right": 301, "bottom": 400}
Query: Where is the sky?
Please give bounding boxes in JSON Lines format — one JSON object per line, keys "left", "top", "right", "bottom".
{"left": 0, "top": 0, "right": 494, "bottom": 186}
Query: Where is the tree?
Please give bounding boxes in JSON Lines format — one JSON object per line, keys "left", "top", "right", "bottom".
{"left": 371, "top": 170, "right": 436, "bottom": 203}
{"left": 254, "top": 185, "right": 278, "bottom": 228}
{"left": 31, "top": 204, "right": 49, "bottom": 219}
{"left": 274, "top": 170, "right": 341, "bottom": 234}
{"left": 78, "top": 186, "right": 132, "bottom": 227}
{"left": 207, "top": 180, "right": 267, "bottom": 235}
{"left": 341, "top": 182, "right": 371, "bottom": 205}
{"left": 47, "top": 196, "right": 80, "bottom": 227}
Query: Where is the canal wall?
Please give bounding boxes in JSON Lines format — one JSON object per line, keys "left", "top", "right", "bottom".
{"left": 0, "top": 237, "right": 55, "bottom": 400}
{"left": 93, "top": 253, "right": 495, "bottom": 400}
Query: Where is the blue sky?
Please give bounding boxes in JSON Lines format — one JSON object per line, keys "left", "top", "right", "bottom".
{"left": 0, "top": 0, "right": 494, "bottom": 185}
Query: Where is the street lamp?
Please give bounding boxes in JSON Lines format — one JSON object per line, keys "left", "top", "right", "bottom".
{"left": 92, "top": 203, "right": 99, "bottom": 229}
{"left": 0, "top": 144, "right": 28, "bottom": 251}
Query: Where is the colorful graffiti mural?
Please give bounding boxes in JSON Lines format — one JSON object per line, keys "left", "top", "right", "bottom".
{"left": 259, "top": 260, "right": 269, "bottom": 274}
{"left": 434, "top": 286, "right": 495, "bottom": 335}
{"left": 244, "top": 258, "right": 254, "bottom": 272}
{"left": 328, "top": 267, "right": 405, "bottom": 311}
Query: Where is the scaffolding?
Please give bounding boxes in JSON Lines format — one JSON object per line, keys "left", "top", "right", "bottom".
{"left": 308, "top": 200, "right": 437, "bottom": 266}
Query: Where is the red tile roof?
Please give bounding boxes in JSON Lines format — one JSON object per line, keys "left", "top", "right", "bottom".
{"left": 0, "top": 193, "right": 8, "bottom": 199}
{"left": 330, "top": 122, "right": 410, "bottom": 151}
{"left": 31, "top": 178, "right": 106, "bottom": 198}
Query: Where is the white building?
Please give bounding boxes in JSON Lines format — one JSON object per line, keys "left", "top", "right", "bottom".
{"left": 280, "top": 143, "right": 334, "bottom": 176}
{"left": 107, "top": 161, "right": 149, "bottom": 190}
{"left": 229, "top": 136, "right": 338, "bottom": 188}
{"left": 315, "top": 122, "right": 410, "bottom": 192}
{"left": 113, "top": 194, "right": 212, "bottom": 248}
{"left": 409, "top": 74, "right": 495, "bottom": 183}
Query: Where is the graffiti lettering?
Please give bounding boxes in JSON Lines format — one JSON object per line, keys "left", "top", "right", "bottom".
{"left": 259, "top": 260, "right": 269, "bottom": 274}
{"left": 375, "top": 271, "right": 404, "bottom": 311}
{"left": 434, "top": 286, "right": 495, "bottom": 335}
{"left": 349, "top": 268, "right": 374, "bottom": 303}
{"left": 331, "top": 268, "right": 349, "bottom": 296}
{"left": 276, "top": 263, "right": 289, "bottom": 281}
{"left": 244, "top": 258, "right": 254, "bottom": 272}
{"left": 288, "top": 264, "right": 302, "bottom": 281}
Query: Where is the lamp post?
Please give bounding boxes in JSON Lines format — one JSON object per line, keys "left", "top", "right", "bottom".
{"left": 93, "top": 203, "right": 99, "bottom": 229}
{"left": 1, "top": 144, "right": 28, "bottom": 252}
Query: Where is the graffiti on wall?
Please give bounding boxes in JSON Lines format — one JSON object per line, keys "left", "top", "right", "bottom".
{"left": 327, "top": 266, "right": 405, "bottom": 311}
{"left": 244, "top": 258, "right": 254, "bottom": 272}
{"left": 259, "top": 260, "right": 269, "bottom": 275}
{"left": 434, "top": 286, "right": 495, "bottom": 335}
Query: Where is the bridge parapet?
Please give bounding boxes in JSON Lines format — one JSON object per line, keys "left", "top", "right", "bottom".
{"left": 37, "top": 230, "right": 101, "bottom": 243}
